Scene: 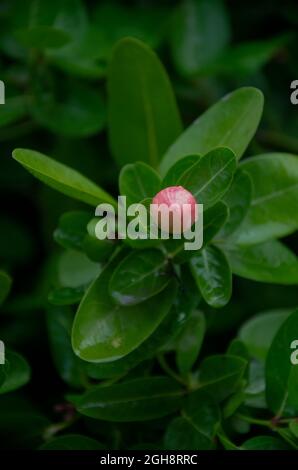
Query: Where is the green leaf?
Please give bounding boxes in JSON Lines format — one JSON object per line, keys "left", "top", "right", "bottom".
{"left": 0, "top": 350, "right": 31, "bottom": 394}
{"left": 48, "top": 286, "right": 86, "bottom": 306}
{"left": 109, "top": 249, "right": 170, "bottom": 306}
{"left": 203, "top": 201, "right": 229, "bottom": 245}
{"left": 289, "top": 420, "right": 298, "bottom": 438}
{"left": 0, "top": 96, "right": 28, "bottom": 127}
{"left": 72, "top": 258, "right": 177, "bottom": 362}
{"left": 164, "top": 390, "right": 220, "bottom": 450}
{"left": 40, "top": 434, "right": 105, "bottom": 450}
{"left": 170, "top": 0, "right": 230, "bottom": 76}
{"left": 190, "top": 245, "right": 232, "bottom": 308}
{"left": 224, "top": 240, "right": 298, "bottom": 284}
{"left": 12, "top": 148, "right": 116, "bottom": 207}
{"left": 0, "top": 271, "right": 12, "bottom": 305}
{"left": 266, "top": 308, "right": 298, "bottom": 417}
{"left": 219, "top": 169, "right": 252, "bottom": 238}
{"left": 108, "top": 37, "right": 182, "bottom": 168}
{"left": 235, "top": 153, "right": 298, "bottom": 245}
{"left": 46, "top": 307, "right": 85, "bottom": 388}
{"left": 176, "top": 310, "right": 205, "bottom": 374}
{"left": 160, "top": 87, "right": 264, "bottom": 175}
{"left": 198, "top": 355, "right": 247, "bottom": 402}
{"left": 83, "top": 234, "right": 116, "bottom": 263}
{"left": 119, "top": 161, "right": 161, "bottom": 206}
{"left": 77, "top": 376, "right": 184, "bottom": 421}
{"left": 15, "top": 26, "right": 70, "bottom": 49}
{"left": 179, "top": 147, "right": 236, "bottom": 209}
{"left": 31, "top": 80, "right": 106, "bottom": 138}
{"left": 239, "top": 309, "right": 292, "bottom": 361}
{"left": 54, "top": 210, "right": 91, "bottom": 251}
{"left": 162, "top": 155, "right": 199, "bottom": 188}
{"left": 58, "top": 250, "right": 101, "bottom": 289}
{"left": 242, "top": 436, "right": 291, "bottom": 450}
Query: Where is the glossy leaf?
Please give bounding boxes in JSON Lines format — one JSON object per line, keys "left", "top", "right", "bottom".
{"left": 198, "top": 355, "right": 247, "bottom": 402}
{"left": 72, "top": 259, "right": 177, "bottom": 362}
{"left": 160, "top": 87, "right": 264, "bottom": 175}
{"left": 239, "top": 309, "right": 292, "bottom": 361}
{"left": 219, "top": 169, "right": 252, "bottom": 238}
{"left": 266, "top": 308, "right": 298, "bottom": 416}
{"left": 170, "top": 0, "right": 230, "bottom": 76}
{"left": 58, "top": 250, "right": 101, "bottom": 289}
{"left": 119, "top": 162, "right": 161, "bottom": 206}
{"left": 108, "top": 37, "right": 182, "bottom": 167}
{"left": 164, "top": 391, "right": 219, "bottom": 450}
{"left": 12, "top": 148, "right": 116, "bottom": 207}
{"left": 224, "top": 240, "right": 298, "bottom": 284}
{"left": 236, "top": 153, "right": 298, "bottom": 245}
{"left": 162, "top": 155, "right": 199, "bottom": 188}
{"left": 0, "top": 350, "right": 30, "bottom": 394}
{"left": 179, "top": 147, "right": 236, "bottom": 209}
{"left": 176, "top": 310, "right": 206, "bottom": 374}
{"left": 109, "top": 249, "right": 170, "bottom": 306}
{"left": 40, "top": 434, "right": 105, "bottom": 450}
{"left": 77, "top": 377, "right": 184, "bottom": 421}
{"left": 203, "top": 201, "right": 229, "bottom": 245}
{"left": 190, "top": 245, "right": 232, "bottom": 308}
{"left": 0, "top": 271, "right": 12, "bottom": 305}
{"left": 54, "top": 210, "right": 91, "bottom": 251}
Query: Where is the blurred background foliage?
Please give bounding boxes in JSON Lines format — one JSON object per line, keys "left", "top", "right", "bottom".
{"left": 1, "top": 0, "right": 298, "bottom": 450}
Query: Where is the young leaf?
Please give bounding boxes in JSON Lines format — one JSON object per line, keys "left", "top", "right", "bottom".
{"left": 170, "top": 0, "right": 230, "bottom": 76}
{"left": 235, "top": 153, "right": 298, "bottom": 245}
{"left": 77, "top": 377, "right": 184, "bottom": 421}
{"left": 224, "top": 240, "right": 298, "bottom": 284}
{"left": 12, "top": 148, "right": 116, "bottom": 207}
{"left": 109, "top": 249, "right": 170, "bottom": 306}
{"left": 239, "top": 309, "right": 292, "bottom": 361}
{"left": 219, "top": 169, "right": 252, "bottom": 238}
{"left": 164, "top": 391, "right": 219, "bottom": 450}
{"left": 266, "top": 308, "right": 298, "bottom": 417}
{"left": 54, "top": 210, "right": 91, "bottom": 251}
{"left": 0, "top": 350, "right": 31, "bottom": 395}
{"left": 72, "top": 259, "right": 177, "bottom": 362}
{"left": 179, "top": 147, "right": 236, "bottom": 209}
{"left": 190, "top": 245, "right": 232, "bottom": 308}
{"left": 40, "top": 434, "right": 105, "bottom": 450}
{"left": 176, "top": 310, "right": 206, "bottom": 374}
{"left": 108, "top": 37, "right": 182, "bottom": 168}
{"left": 198, "top": 355, "right": 247, "bottom": 402}
{"left": 119, "top": 162, "right": 161, "bottom": 206}
{"left": 160, "top": 87, "right": 264, "bottom": 175}
{"left": 0, "top": 271, "right": 12, "bottom": 306}
{"left": 162, "top": 154, "right": 199, "bottom": 188}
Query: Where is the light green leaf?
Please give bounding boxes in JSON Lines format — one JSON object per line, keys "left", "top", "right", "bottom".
{"left": 119, "top": 162, "right": 161, "bottom": 206}
{"left": 224, "top": 240, "right": 298, "bottom": 284}
{"left": 235, "top": 153, "right": 298, "bottom": 245}
{"left": 72, "top": 258, "right": 177, "bottom": 362}
{"left": 179, "top": 147, "right": 236, "bottom": 209}
{"left": 108, "top": 37, "right": 182, "bottom": 168}
{"left": 162, "top": 154, "right": 199, "bottom": 188}
{"left": 160, "top": 87, "right": 264, "bottom": 175}
{"left": 77, "top": 377, "right": 184, "bottom": 421}
{"left": 190, "top": 244, "right": 232, "bottom": 308}
{"left": 12, "top": 148, "right": 116, "bottom": 206}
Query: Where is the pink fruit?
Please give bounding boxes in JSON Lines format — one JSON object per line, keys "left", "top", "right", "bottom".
{"left": 151, "top": 186, "right": 197, "bottom": 234}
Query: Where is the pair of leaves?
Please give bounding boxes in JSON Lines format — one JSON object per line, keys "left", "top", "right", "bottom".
{"left": 72, "top": 257, "right": 177, "bottom": 362}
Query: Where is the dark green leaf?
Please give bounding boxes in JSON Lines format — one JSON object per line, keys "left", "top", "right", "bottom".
{"left": 57, "top": 250, "right": 101, "bottom": 288}
{"left": 176, "top": 310, "right": 205, "bottom": 374}
{"left": 0, "top": 96, "right": 28, "bottom": 127}
{"left": 77, "top": 377, "right": 184, "bottom": 421}
{"left": 160, "top": 87, "right": 264, "bottom": 175}
{"left": 203, "top": 202, "right": 229, "bottom": 245}
{"left": 179, "top": 147, "right": 236, "bottom": 209}
{"left": 0, "top": 271, "right": 12, "bottom": 305}
{"left": 190, "top": 244, "right": 232, "bottom": 308}
{"left": 12, "top": 148, "right": 116, "bottom": 206}
{"left": 109, "top": 249, "right": 170, "bottom": 306}
{"left": 108, "top": 37, "right": 182, "bottom": 167}
{"left": 72, "top": 259, "right": 177, "bottom": 362}
{"left": 15, "top": 26, "right": 70, "bottom": 49}
{"left": 242, "top": 436, "right": 291, "bottom": 450}
{"left": 0, "top": 350, "right": 30, "bottom": 394}
{"left": 54, "top": 210, "right": 91, "bottom": 251}
{"left": 266, "top": 308, "right": 298, "bottom": 417}
{"left": 119, "top": 162, "right": 161, "bottom": 206}
{"left": 224, "top": 240, "right": 298, "bottom": 284}
{"left": 162, "top": 154, "right": 199, "bottom": 188}
{"left": 48, "top": 285, "right": 86, "bottom": 306}
{"left": 40, "top": 434, "right": 105, "bottom": 450}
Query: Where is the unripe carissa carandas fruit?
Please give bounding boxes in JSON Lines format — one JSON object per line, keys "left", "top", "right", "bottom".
{"left": 151, "top": 186, "right": 198, "bottom": 235}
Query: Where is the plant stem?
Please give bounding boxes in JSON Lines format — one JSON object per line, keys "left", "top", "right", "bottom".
{"left": 157, "top": 354, "right": 187, "bottom": 386}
